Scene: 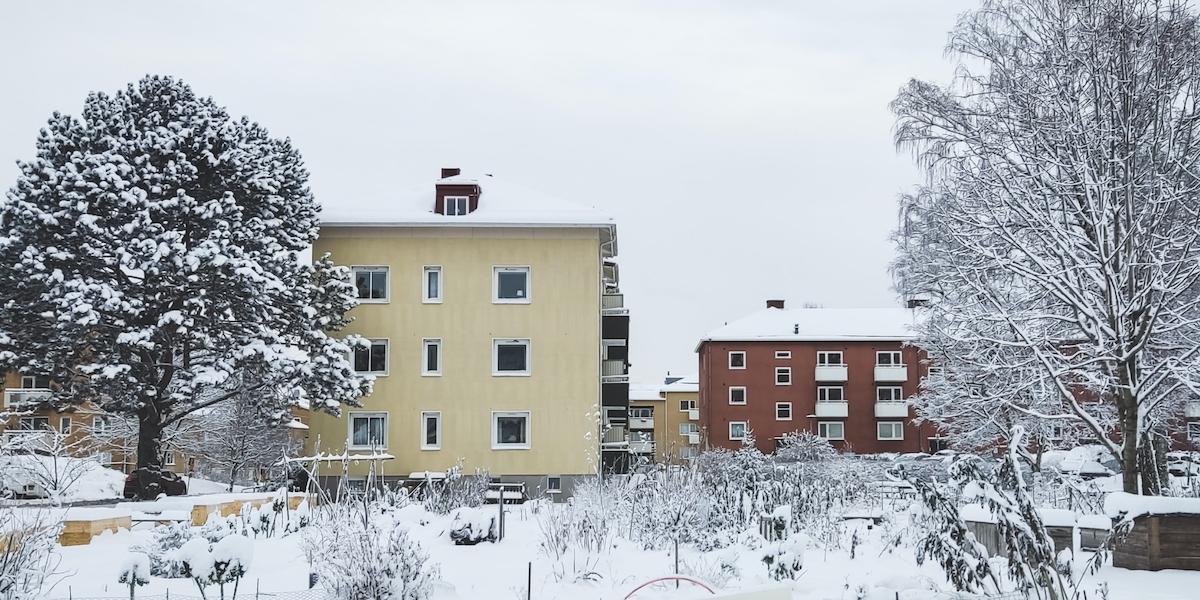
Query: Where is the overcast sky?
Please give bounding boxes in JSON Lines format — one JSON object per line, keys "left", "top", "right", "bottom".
{"left": 0, "top": 1, "right": 967, "bottom": 382}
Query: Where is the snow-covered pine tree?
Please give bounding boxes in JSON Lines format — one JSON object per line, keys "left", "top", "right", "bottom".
{"left": 892, "top": 0, "right": 1200, "bottom": 494}
{"left": 0, "top": 75, "right": 371, "bottom": 498}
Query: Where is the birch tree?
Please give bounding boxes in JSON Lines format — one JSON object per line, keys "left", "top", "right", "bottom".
{"left": 893, "top": 0, "right": 1200, "bottom": 494}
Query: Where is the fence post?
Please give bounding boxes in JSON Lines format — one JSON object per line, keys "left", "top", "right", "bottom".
{"left": 674, "top": 538, "right": 680, "bottom": 589}
{"left": 526, "top": 561, "right": 531, "bottom": 600}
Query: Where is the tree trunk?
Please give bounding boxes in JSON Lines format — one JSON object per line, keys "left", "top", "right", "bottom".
{"left": 134, "top": 402, "right": 165, "bottom": 500}
{"left": 1120, "top": 395, "right": 1141, "bottom": 495}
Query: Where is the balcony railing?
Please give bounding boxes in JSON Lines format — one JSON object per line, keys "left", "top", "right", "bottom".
{"left": 686, "top": 432, "right": 700, "bottom": 445}
{"left": 815, "top": 401, "right": 848, "bottom": 418}
{"left": 602, "top": 293, "right": 627, "bottom": 314}
{"left": 601, "top": 425, "right": 627, "bottom": 447}
{"left": 629, "top": 416, "right": 654, "bottom": 430}
{"left": 874, "top": 365, "right": 909, "bottom": 382}
{"left": 874, "top": 401, "right": 909, "bottom": 418}
{"left": 687, "top": 408, "right": 699, "bottom": 421}
{"left": 3, "top": 388, "right": 52, "bottom": 409}
{"left": 814, "top": 365, "right": 848, "bottom": 382}
{"left": 602, "top": 360, "right": 628, "bottom": 382}
{"left": 1, "top": 429, "right": 52, "bottom": 451}
{"left": 629, "top": 440, "right": 654, "bottom": 454}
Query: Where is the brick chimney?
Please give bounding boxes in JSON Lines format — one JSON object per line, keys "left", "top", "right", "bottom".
{"left": 440, "top": 167, "right": 461, "bottom": 179}
{"left": 766, "top": 299, "right": 785, "bottom": 309}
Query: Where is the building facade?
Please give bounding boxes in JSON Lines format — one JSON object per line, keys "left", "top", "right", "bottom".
{"left": 696, "top": 301, "right": 935, "bottom": 455}
{"left": 306, "top": 169, "right": 626, "bottom": 496}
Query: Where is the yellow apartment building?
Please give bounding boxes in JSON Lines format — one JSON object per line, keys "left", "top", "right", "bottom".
{"left": 626, "top": 376, "right": 701, "bottom": 465}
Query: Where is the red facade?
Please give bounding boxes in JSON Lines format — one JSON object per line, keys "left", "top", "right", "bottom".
{"left": 698, "top": 340, "right": 935, "bottom": 454}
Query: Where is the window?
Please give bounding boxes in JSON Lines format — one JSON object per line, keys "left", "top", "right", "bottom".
{"left": 349, "top": 412, "right": 388, "bottom": 449}
{"left": 728, "top": 351, "right": 746, "bottom": 369}
{"left": 729, "top": 421, "right": 748, "bottom": 441}
{"left": 775, "top": 350, "right": 791, "bottom": 359}
{"left": 493, "top": 339, "right": 531, "bottom": 376}
{"left": 492, "top": 411, "right": 530, "bottom": 449}
{"left": 92, "top": 416, "right": 110, "bottom": 434}
{"left": 445, "top": 196, "right": 469, "bottom": 216}
{"left": 775, "top": 367, "right": 792, "bottom": 385}
{"left": 630, "top": 407, "right": 653, "bottom": 419}
{"left": 679, "top": 423, "right": 699, "bottom": 435}
{"left": 877, "top": 421, "right": 904, "bottom": 440}
{"left": 776, "top": 402, "right": 792, "bottom": 420}
{"left": 351, "top": 266, "right": 388, "bottom": 302}
{"left": 728, "top": 386, "right": 747, "bottom": 405}
{"left": 679, "top": 398, "right": 697, "bottom": 411}
{"left": 630, "top": 430, "right": 654, "bottom": 443}
{"left": 817, "top": 351, "right": 844, "bottom": 366}
{"left": 679, "top": 446, "right": 699, "bottom": 459}
{"left": 18, "top": 417, "right": 49, "bottom": 430}
{"left": 422, "top": 339, "right": 441, "bottom": 376}
{"left": 876, "top": 386, "right": 904, "bottom": 402}
{"left": 1190, "top": 422, "right": 1200, "bottom": 441}
{"left": 876, "top": 351, "right": 903, "bottom": 366}
{"left": 59, "top": 417, "right": 71, "bottom": 435}
{"left": 967, "top": 384, "right": 983, "bottom": 399}
{"left": 423, "top": 266, "right": 442, "bottom": 303}
{"left": 421, "top": 412, "right": 441, "bottom": 450}
{"left": 493, "top": 266, "right": 531, "bottom": 303}
{"left": 353, "top": 339, "right": 388, "bottom": 374}
{"left": 817, "top": 386, "right": 845, "bottom": 402}
{"left": 817, "top": 421, "right": 844, "bottom": 440}
{"left": 164, "top": 452, "right": 176, "bottom": 466}
{"left": 20, "top": 375, "right": 50, "bottom": 389}
{"left": 546, "top": 476, "right": 562, "bottom": 493}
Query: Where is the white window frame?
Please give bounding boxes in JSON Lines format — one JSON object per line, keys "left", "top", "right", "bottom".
{"left": 492, "top": 338, "right": 531, "bottom": 376}
{"left": 492, "top": 410, "right": 531, "bottom": 450}
{"left": 876, "top": 350, "right": 903, "bottom": 366}
{"left": 817, "top": 421, "right": 845, "bottom": 440}
{"left": 59, "top": 417, "right": 71, "bottom": 434}
{"left": 629, "top": 407, "right": 653, "bottom": 419}
{"left": 817, "top": 386, "right": 845, "bottom": 402}
{"left": 422, "top": 266, "right": 443, "bottom": 303}
{"left": 1189, "top": 422, "right": 1200, "bottom": 441}
{"left": 728, "top": 421, "right": 747, "bottom": 441}
{"left": 492, "top": 266, "right": 532, "bottom": 304}
{"left": 776, "top": 402, "right": 793, "bottom": 421}
{"left": 18, "top": 416, "right": 49, "bottom": 430}
{"left": 728, "top": 351, "right": 746, "bottom": 370}
{"left": 348, "top": 412, "right": 388, "bottom": 450}
{"left": 92, "top": 416, "right": 110, "bottom": 434}
{"left": 350, "top": 266, "right": 389, "bottom": 303}
{"left": 775, "top": 367, "right": 792, "bottom": 386}
{"left": 679, "top": 398, "right": 696, "bottom": 412}
{"left": 21, "top": 375, "right": 49, "bottom": 389}
{"left": 420, "top": 411, "right": 442, "bottom": 450}
{"left": 876, "top": 386, "right": 904, "bottom": 402}
{"left": 353, "top": 339, "right": 389, "bottom": 375}
{"left": 877, "top": 421, "right": 905, "bottom": 440}
{"left": 774, "top": 350, "right": 791, "bottom": 359}
{"left": 445, "top": 195, "right": 470, "bottom": 216}
{"left": 678, "top": 446, "right": 699, "bottom": 460}
{"left": 546, "top": 476, "right": 562, "bottom": 494}
{"left": 728, "top": 386, "right": 747, "bottom": 405}
{"left": 679, "top": 423, "right": 699, "bottom": 435}
{"left": 164, "top": 452, "right": 176, "bottom": 466}
{"left": 422, "top": 338, "right": 442, "bottom": 376}
{"left": 816, "top": 351, "right": 844, "bottom": 366}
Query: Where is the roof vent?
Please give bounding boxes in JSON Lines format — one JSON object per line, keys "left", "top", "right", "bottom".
{"left": 766, "top": 299, "right": 785, "bottom": 309}
{"left": 793, "top": 323, "right": 799, "bottom": 334}
{"left": 440, "top": 167, "right": 461, "bottom": 179}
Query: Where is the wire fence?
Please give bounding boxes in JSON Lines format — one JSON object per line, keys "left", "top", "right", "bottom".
{"left": 47, "top": 586, "right": 332, "bottom": 600}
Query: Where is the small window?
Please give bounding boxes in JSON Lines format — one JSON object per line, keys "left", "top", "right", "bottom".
{"left": 774, "top": 350, "right": 791, "bottom": 359}
{"left": 18, "top": 417, "right": 50, "bottom": 430}
{"left": 421, "top": 412, "right": 441, "bottom": 450}
{"left": 164, "top": 452, "right": 176, "bottom": 466}
{"left": 876, "top": 351, "right": 903, "bottom": 366}
{"left": 877, "top": 421, "right": 904, "bottom": 440}
{"left": 422, "top": 339, "right": 441, "bottom": 376}
{"left": 59, "top": 417, "right": 71, "bottom": 435}
{"left": 445, "top": 196, "right": 470, "bottom": 216}
{"left": 546, "top": 476, "right": 562, "bottom": 494}
{"left": 630, "top": 407, "right": 653, "bottom": 418}
{"left": 817, "top": 421, "right": 844, "bottom": 440}
{"left": 20, "top": 375, "right": 50, "bottom": 389}
{"left": 817, "top": 386, "right": 845, "bottom": 402}
{"left": 776, "top": 402, "right": 792, "bottom": 421}
{"left": 492, "top": 411, "right": 531, "bottom": 449}
{"left": 493, "top": 339, "right": 531, "bottom": 376}
{"left": 728, "top": 351, "right": 746, "bottom": 369}
{"left": 679, "top": 423, "right": 699, "bottom": 435}
{"left": 728, "top": 386, "right": 747, "bottom": 405}
{"left": 351, "top": 266, "right": 388, "bottom": 302}
{"left": 775, "top": 367, "right": 792, "bottom": 385}
{"left": 876, "top": 386, "right": 904, "bottom": 402}
{"left": 493, "top": 267, "right": 531, "bottom": 303}
{"left": 92, "top": 416, "right": 110, "bottom": 434}
{"left": 679, "top": 446, "right": 699, "bottom": 459}
{"left": 423, "top": 266, "right": 442, "bottom": 303}
{"left": 679, "top": 398, "right": 697, "bottom": 412}
{"left": 349, "top": 412, "right": 388, "bottom": 449}
{"left": 1189, "top": 422, "right": 1200, "bottom": 441}
{"left": 353, "top": 339, "right": 389, "bottom": 374}
{"left": 729, "top": 421, "right": 747, "bottom": 441}
{"left": 816, "top": 351, "right": 844, "bottom": 366}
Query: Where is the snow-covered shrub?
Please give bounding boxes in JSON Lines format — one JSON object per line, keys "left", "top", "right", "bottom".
{"left": 0, "top": 508, "right": 62, "bottom": 600}
{"left": 117, "top": 552, "right": 150, "bottom": 600}
{"left": 680, "top": 551, "right": 740, "bottom": 589}
{"left": 775, "top": 431, "right": 836, "bottom": 463}
{"left": 309, "top": 503, "right": 439, "bottom": 600}
{"left": 761, "top": 533, "right": 806, "bottom": 581}
{"left": 200, "top": 514, "right": 237, "bottom": 543}
{"left": 535, "top": 483, "right": 619, "bottom": 584}
{"left": 210, "top": 535, "right": 253, "bottom": 599}
{"left": 176, "top": 538, "right": 216, "bottom": 598}
{"left": 414, "top": 463, "right": 489, "bottom": 514}
{"left": 761, "top": 505, "right": 790, "bottom": 542}
{"left": 448, "top": 507, "right": 495, "bottom": 545}
{"left": 135, "top": 521, "right": 195, "bottom": 578}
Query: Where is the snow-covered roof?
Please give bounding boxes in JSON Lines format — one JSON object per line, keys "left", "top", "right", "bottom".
{"left": 629, "top": 384, "right": 663, "bottom": 402}
{"left": 697, "top": 307, "right": 920, "bottom": 350}
{"left": 661, "top": 374, "right": 699, "bottom": 393}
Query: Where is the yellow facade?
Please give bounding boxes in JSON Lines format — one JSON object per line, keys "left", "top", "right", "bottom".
{"left": 307, "top": 226, "right": 603, "bottom": 480}
{"left": 660, "top": 387, "right": 700, "bottom": 463}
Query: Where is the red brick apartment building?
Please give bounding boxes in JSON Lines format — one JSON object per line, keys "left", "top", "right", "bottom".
{"left": 696, "top": 300, "right": 938, "bottom": 455}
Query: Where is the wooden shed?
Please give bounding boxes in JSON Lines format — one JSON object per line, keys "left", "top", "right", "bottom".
{"left": 1112, "top": 514, "right": 1200, "bottom": 571}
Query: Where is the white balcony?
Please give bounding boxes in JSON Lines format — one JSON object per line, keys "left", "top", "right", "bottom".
{"left": 686, "top": 432, "right": 700, "bottom": 445}
{"left": 874, "top": 365, "right": 909, "bottom": 382}
{"left": 1, "top": 429, "right": 52, "bottom": 451}
{"left": 687, "top": 408, "right": 700, "bottom": 421}
{"left": 815, "top": 401, "right": 848, "bottom": 418}
{"left": 602, "top": 294, "right": 627, "bottom": 314}
{"left": 602, "top": 360, "right": 628, "bottom": 382}
{"left": 601, "top": 425, "right": 627, "bottom": 448}
{"left": 629, "top": 440, "right": 655, "bottom": 454}
{"left": 3, "top": 388, "right": 52, "bottom": 408}
{"left": 1187, "top": 402, "right": 1200, "bottom": 418}
{"left": 814, "top": 365, "right": 848, "bottom": 382}
{"left": 629, "top": 416, "right": 654, "bottom": 430}
{"left": 875, "top": 402, "right": 909, "bottom": 418}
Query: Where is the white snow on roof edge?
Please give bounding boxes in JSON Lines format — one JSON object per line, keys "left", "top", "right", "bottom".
{"left": 695, "top": 307, "right": 922, "bottom": 351}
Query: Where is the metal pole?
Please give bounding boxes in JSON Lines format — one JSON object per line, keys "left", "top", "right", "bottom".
{"left": 526, "top": 561, "right": 531, "bottom": 600}
{"left": 674, "top": 539, "right": 679, "bottom": 589}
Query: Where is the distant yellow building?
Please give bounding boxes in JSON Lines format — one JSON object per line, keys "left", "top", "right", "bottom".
{"left": 306, "top": 169, "right": 627, "bottom": 497}
{"left": 626, "top": 376, "right": 700, "bottom": 465}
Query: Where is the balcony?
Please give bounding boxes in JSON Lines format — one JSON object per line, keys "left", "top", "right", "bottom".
{"left": 687, "top": 408, "right": 700, "bottom": 421}
{"left": 686, "top": 432, "right": 700, "bottom": 445}
{"left": 3, "top": 388, "right": 52, "bottom": 408}
{"left": 815, "top": 401, "right": 848, "bottom": 418}
{"left": 875, "top": 402, "right": 909, "bottom": 418}
{"left": 601, "top": 425, "right": 627, "bottom": 448}
{"left": 1187, "top": 402, "right": 1200, "bottom": 418}
{"left": 629, "top": 440, "right": 655, "bottom": 454}
{"left": 602, "top": 359, "right": 629, "bottom": 383}
{"left": 602, "top": 294, "right": 627, "bottom": 315}
{"left": 874, "top": 365, "right": 909, "bottom": 382}
{"left": 814, "top": 365, "right": 848, "bottom": 382}
{"left": 1, "top": 429, "right": 52, "bottom": 451}
{"left": 629, "top": 416, "right": 654, "bottom": 430}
